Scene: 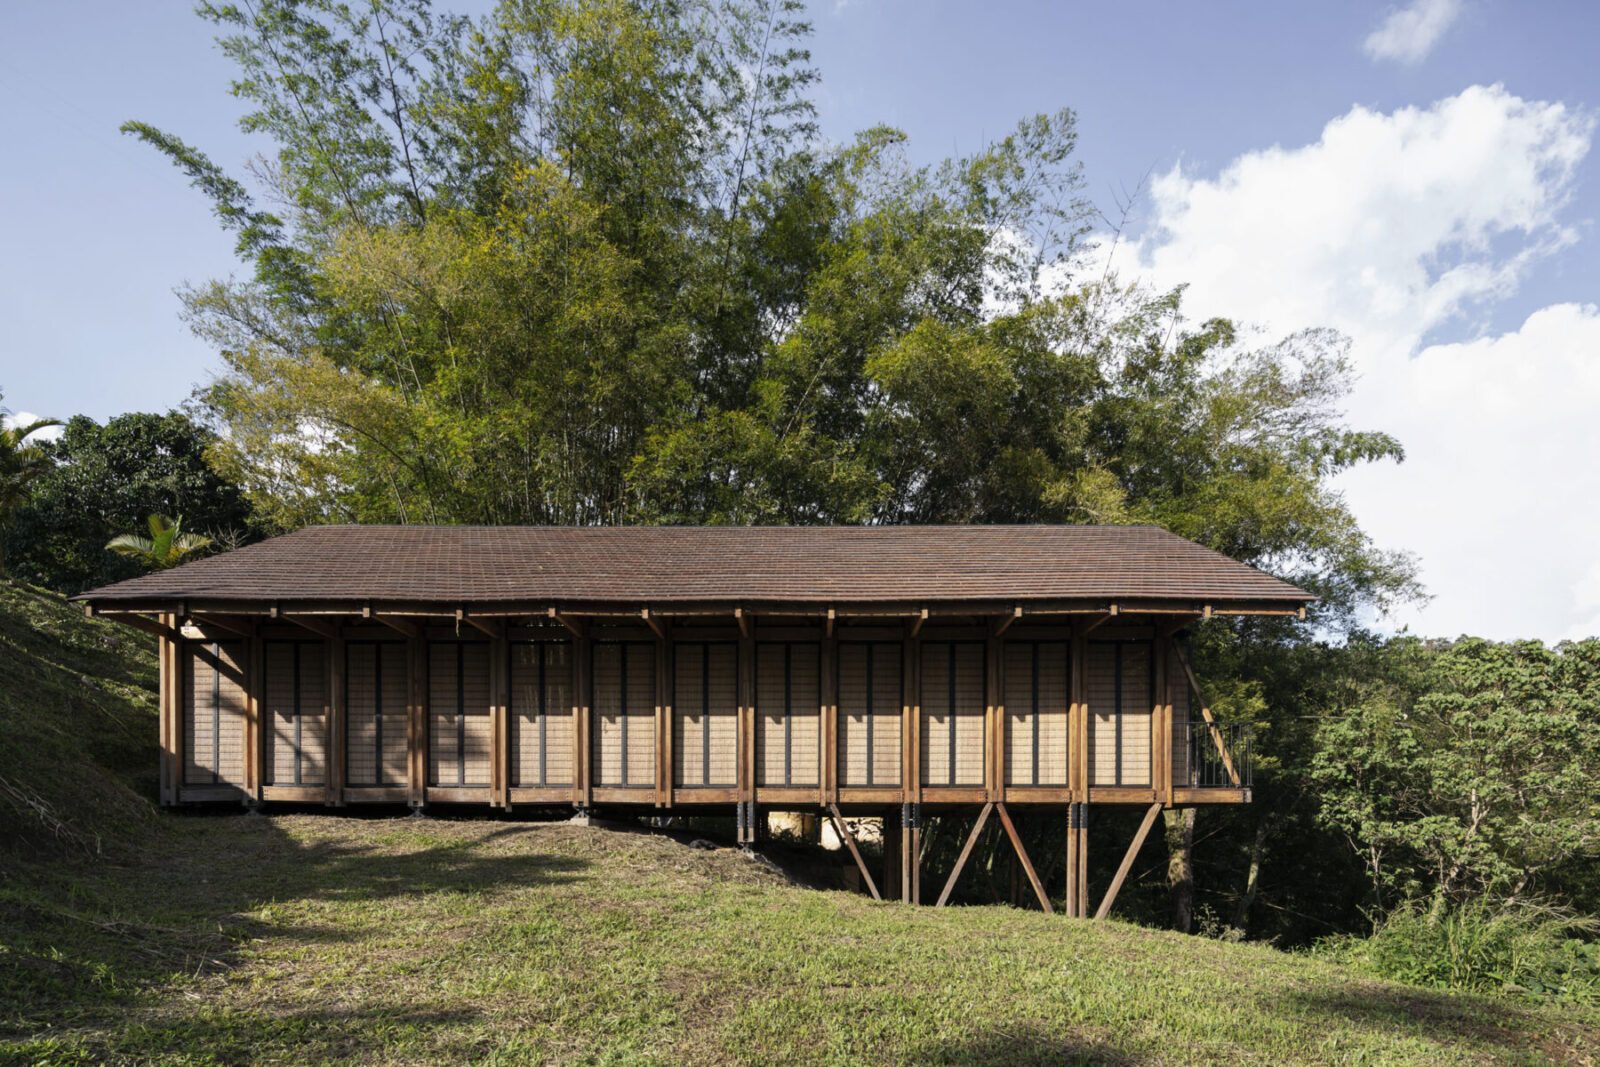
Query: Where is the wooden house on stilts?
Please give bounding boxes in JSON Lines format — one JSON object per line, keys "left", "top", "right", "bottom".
{"left": 77, "top": 525, "right": 1311, "bottom": 917}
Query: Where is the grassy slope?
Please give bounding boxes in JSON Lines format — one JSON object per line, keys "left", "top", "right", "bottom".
{"left": 3, "top": 815, "right": 1596, "bottom": 1067}
{"left": 1, "top": 586, "right": 1596, "bottom": 1065}
{"left": 0, "top": 581, "right": 159, "bottom": 857}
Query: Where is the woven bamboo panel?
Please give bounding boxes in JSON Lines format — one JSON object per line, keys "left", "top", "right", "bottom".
{"left": 1087, "top": 641, "right": 1152, "bottom": 787}
{"left": 183, "top": 641, "right": 247, "bottom": 787}
{"left": 920, "top": 642, "right": 986, "bottom": 786}
{"left": 592, "top": 642, "right": 655, "bottom": 787}
{"left": 756, "top": 642, "right": 821, "bottom": 787}
{"left": 1003, "top": 641, "right": 1069, "bottom": 786}
{"left": 510, "top": 641, "right": 574, "bottom": 787}
{"left": 264, "top": 641, "right": 328, "bottom": 786}
{"left": 837, "top": 642, "right": 901, "bottom": 787}
{"left": 345, "top": 642, "right": 408, "bottom": 786}
{"left": 428, "top": 642, "right": 491, "bottom": 787}
{"left": 673, "top": 643, "right": 739, "bottom": 787}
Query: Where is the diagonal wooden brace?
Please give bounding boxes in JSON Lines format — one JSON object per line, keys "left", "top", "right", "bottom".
{"left": 827, "top": 803, "right": 881, "bottom": 901}
{"left": 936, "top": 802, "right": 994, "bottom": 907}
{"left": 995, "top": 803, "right": 1053, "bottom": 914}
{"left": 1171, "top": 644, "right": 1241, "bottom": 786}
{"left": 1094, "top": 802, "right": 1164, "bottom": 920}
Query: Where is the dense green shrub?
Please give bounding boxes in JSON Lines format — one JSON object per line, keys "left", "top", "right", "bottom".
{"left": 1325, "top": 902, "right": 1600, "bottom": 1002}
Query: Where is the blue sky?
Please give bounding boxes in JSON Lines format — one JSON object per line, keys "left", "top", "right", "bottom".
{"left": 2, "top": 1, "right": 1597, "bottom": 641}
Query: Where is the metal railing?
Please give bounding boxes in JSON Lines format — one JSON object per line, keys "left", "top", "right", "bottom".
{"left": 1172, "top": 720, "right": 1253, "bottom": 789}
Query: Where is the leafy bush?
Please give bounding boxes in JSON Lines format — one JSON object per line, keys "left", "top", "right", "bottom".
{"left": 1329, "top": 902, "right": 1600, "bottom": 1002}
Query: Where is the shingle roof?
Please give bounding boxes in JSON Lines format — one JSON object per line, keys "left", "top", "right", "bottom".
{"left": 76, "top": 525, "right": 1313, "bottom": 610}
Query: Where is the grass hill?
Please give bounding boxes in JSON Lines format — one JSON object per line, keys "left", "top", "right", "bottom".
{"left": 1, "top": 583, "right": 1596, "bottom": 1065}
{"left": 0, "top": 580, "right": 159, "bottom": 858}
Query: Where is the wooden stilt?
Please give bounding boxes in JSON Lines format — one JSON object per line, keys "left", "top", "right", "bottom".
{"left": 1065, "top": 806, "right": 1080, "bottom": 917}
{"left": 1094, "top": 801, "right": 1163, "bottom": 920}
{"left": 936, "top": 802, "right": 994, "bottom": 907}
{"left": 882, "top": 811, "right": 902, "bottom": 902}
{"left": 910, "top": 806, "right": 922, "bottom": 904}
{"left": 995, "top": 803, "right": 1052, "bottom": 914}
{"left": 827, "top": 803, "right": 881, "bottom": 901}
{"left": 1077, "top": 804, "right": 1091, "bottom": 918}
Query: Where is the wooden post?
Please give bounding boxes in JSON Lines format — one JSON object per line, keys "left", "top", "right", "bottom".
{"left": 987, "top": 629, "right": 1003, "bottom": 802}
{"left": 492, "top": 631, "right": 510, "bottom": 808}
{"left": 158, "top": 617, "right": 174, "bottom": 805}
{"left": 936, "top": 802, "right": 995, "bottom": 907}
{"left": 1071, "top": 626, "right": 1090, "bottom": 917}
{"left": 407, "top": 634, "right": 426, "bottom": 806}
{"left": 1154, "top": 634, "right": 1169, "bottom": 805}
{"left": 656, "top": 628, "right": 671, "bottom": 805}
{"left": 1065, "top": 805, "right": 1079, "bottom": 918}
{"left": 904, "top": 625, "right": 920, "bottom": 804}
{"left": 328, "top": 633, "right": 345, "bottom": 806}
{"left": 882, "top": 810, "right": 902, "bottom": 903}
{"left": 822, "top": 632, "right": 838, "bottom": 805}
{"left": 910, "top": 805, "right": 922, "bottom": 904}
{"left": 575, "top": 626, "right": 592, "bottom": 808}
{"left": 740, "top": 625, "right": 756, "bottom": 811}
{"left": 246, "top": 622, "right": 263, "bottom": 803}
{"left": 1094, "top": 801, "right": 1163, "bottom": 920}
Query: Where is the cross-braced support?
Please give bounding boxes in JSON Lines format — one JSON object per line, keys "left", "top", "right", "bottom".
{"left": 1094, "top": 801, "right": 1163, "bottom": 920}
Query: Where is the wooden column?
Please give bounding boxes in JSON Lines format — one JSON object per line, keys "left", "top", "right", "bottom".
{"left": 407, "top": 634, "right": 426, "bottom": 806}
{"left": 986, "top": 630, "right": 1003, "bottom": 802}
{"left": 882, "top": 810, "right": 902, "bottom": 903}
{"left": 247, "top": 622, "right": 264, "bottom": 804}
{"left": 904, "top": 626, "right": 920, "bottom": 804}
{"left": 158, "top": 617, "right": 175, "bottom": 805}
{"left": 575, "top": 627, "right": 592, "bottom": 808}
{"left": 1071, "top": 626, "right": 1090, "bottom": 916}
{"left": 492, "top": 631, "right": 510, "bottom": 809}
{"left": 739, "top": 626, "right": 756, "bottom": 811}
{"left": 822, "top": 632, "right": 838, "bottom": 805}
{"left": 1154, "top": 634, "right": 1171, "bottom": 806}
{"left": 655, "top": 629, "right": 671, "bottom": 806}
{"left": 328, "top": 633, "right": 346, "bottom": 806}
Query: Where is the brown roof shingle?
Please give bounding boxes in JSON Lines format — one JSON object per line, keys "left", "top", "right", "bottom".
{"left": 76, "top": 525, "right": 1314, "bottom": 609}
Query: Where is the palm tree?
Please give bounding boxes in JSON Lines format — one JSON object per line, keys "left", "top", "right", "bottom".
{"left": 0, "top": 396, "right": 61, "bottom": 578}
{"left": 106, "top": 513, "right": 214, "bottom": 571}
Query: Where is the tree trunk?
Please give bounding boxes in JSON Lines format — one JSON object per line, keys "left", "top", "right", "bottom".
{"left": 1233, "top": 815, "right": 1271, "bottom": 935}
{"left": 1164, "top": 807, "right": 1196, "bottom": 933}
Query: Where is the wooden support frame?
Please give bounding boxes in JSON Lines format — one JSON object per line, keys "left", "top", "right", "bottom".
{"left": 327, "top": 633, "right": 346, "bottom": 805}
{"left": 407, "top": 634, "right": 426, "bottom": 806}
{"left": 996, "top": 605, "right": 1022, "bottom": 635}
{"left": 936, "top": 802, "right": 994, "bottom": 907}
{"left": 827, "top": 803, "right": 881, "bottom": 901}
{"left": 549, "top": 607, "right": 583, "bottom": 638}
{"left": 372, "top": 614, "right": 421, "bottom": 639}
{"left": 459, "top": 610, "right": 506, "bottom": 640}
{"left": 93, "top": 607, "right": 180, "bottom": 643}
{"left": 491, "top": 629, "right": 510, "bottom": 808}
{"left": 1171, "top": 642, "right": 1241, "bottom": 786}
{"left": 1093, "top": 801, "right": 1163, "bottom": 920}
{"left": 641, "top": 608, "right": 666, "bottom": 641}
{"left": 995, "top": 802, "right": 1052, "bottom": 913}
{"left": 190, "top": 612, "right": 252, "bottom": 638}
{"left": 281, "top": 614, "right": 338, "bottom": 640}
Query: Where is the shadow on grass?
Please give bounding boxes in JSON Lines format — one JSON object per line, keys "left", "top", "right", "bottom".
{"left": 1278, "top": 983, "right": 1593, "bottom": 1061}
{"left": 908, "top": 1024, "right": 1143, "bottom": 1067}
{"left": 0, "top": 813, "right": 589, "bottom": 1037}
{"left": 2, "top": 1001, "right": 491, "bottom": 1066}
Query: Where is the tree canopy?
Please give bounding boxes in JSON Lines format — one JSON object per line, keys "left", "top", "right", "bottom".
{"left": 126, "top": 0, "right": 1415, "bottom": 628}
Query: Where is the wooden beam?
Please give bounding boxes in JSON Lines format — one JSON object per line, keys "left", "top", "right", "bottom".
{"left": 459, "top": 611, "right": 505, "bottom": 640}
{"left": 373, "top": 614, "right": 421, "bottom": 639}
{"left": 1094, "top": 802, "right": 1163, "bottom": 921}
{"left": 936, "top": 802, "right": 994, "bottom": 907}
{"left": 100, "top": 611, "right": 181, "bottom": 642}
{"left": 995, "top": 803, "right": 1052, "bottom": 913}
{"left": 189, "top": 613, "right": 252, "bottom": 638}
{"left": 640, "top": 607, "right": 666, "bottom": 641}
{"left": 825, "top": 607, "right": 835, "bottom": 638}
{"left": 827, "top": 803, "right": 881, "bottom": 901}
{"left": 910, "top": 607, "right": 928, "bottom": 637}
{"left": 735, "top": 607, "right": 751, "bottom": 639}
{"left": 1170, "top": 643, "right": 1241, "bottom": 786}
{"left": 996, "top": 605, "right": 1023, "bottom": 635}
{"left": 281, "top": 614, "right": 338, "bottom": 640}
{"left": 548, "top": 607, "right": 583, "bottom": 637}
{"left": 1081, "top": 613, "right": 1113, "bottom": 637}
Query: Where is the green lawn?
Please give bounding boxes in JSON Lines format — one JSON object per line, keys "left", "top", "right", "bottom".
{"left": 3, "top": 812, "right": 1596, "bottom": 1066}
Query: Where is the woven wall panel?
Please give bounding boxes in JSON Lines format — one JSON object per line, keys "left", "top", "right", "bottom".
{"left": 837, "top": 642, "right": 901, "bottom": 787}
{"left": 345, "top": 642, "right": 408, "bottom": 786}
{"left": 920, "top": 642, "right": 986, "bottom": 786}
{"left": 264, "top": 641, "right": 328, "bottom": 786}
{"left": 428, "top": 642, "right": 491, "bottom": 787}
{"left": 673, "top": 643, "right": 739, "bottom": 787}
{"left": 592, "top": 642, "right": 655, "bottom": 787}
{"left": 510, "top": 641, "right": 574, "bottom": 787}
{"left": 756, "top": 642, "right": 821, "bottom": 787}
{"left": 183, "top": 641, "right": 247, "bottom": 787}
{"left": 1003, "top": 641, "right": 1069, "bottom": 786}
{"left": 1087, "top": 641, "right": 1152, "bottom": 787}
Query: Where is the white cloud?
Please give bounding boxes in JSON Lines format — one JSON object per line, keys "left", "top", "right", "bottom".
{"left": 1108, "top": 85, "right": 1599, "bottom": 642}
{"left": 1, "top": 410, "right": 64, "bottom": 442}
{"left": 1364, "top": 0, "right": 1463, "bottom": 64}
